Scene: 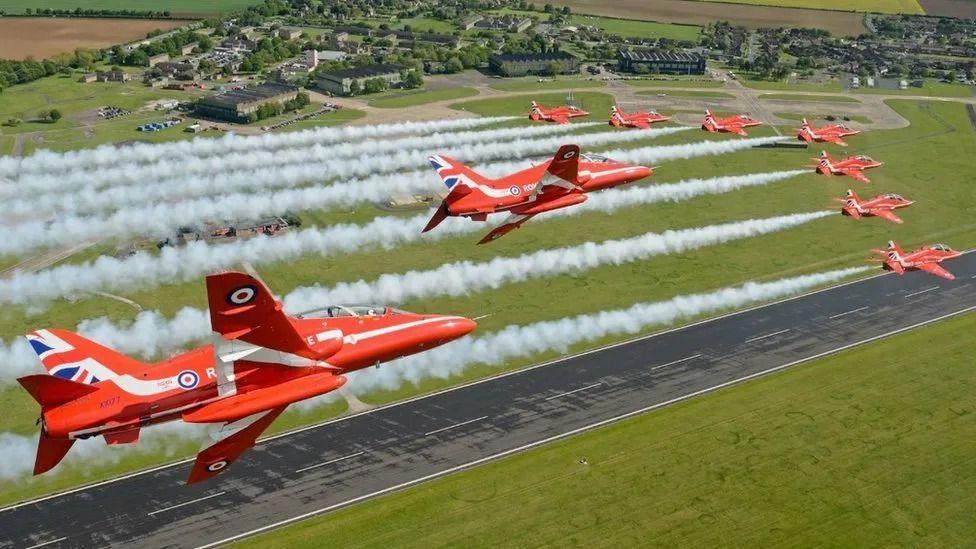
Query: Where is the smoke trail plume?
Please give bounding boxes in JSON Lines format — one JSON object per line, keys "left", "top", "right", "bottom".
{"left": 605, "top": 135, "right": 789, "bottom": 165}
{"left": 2, "top": 123, "right": 600, "bottom": 210}
{"left": 344, "top": 266, "right": 870, "bottom": 393}
{"left": 0, "top": 170, "right": 806, "bottom": 308}
{"left": 284, "top": 211, "right": 834, "bottom": 309}
{"left": 0, "top": 170, "right": 806, "bottom": 309}
{"left": 0, "top": 116, "right": 517, "bottom": 182}
{"left": 0, "top": 266, "right": 868, "bottom": 480}
{"left": 0, "top": 127, "right": 689, "bottom": 255}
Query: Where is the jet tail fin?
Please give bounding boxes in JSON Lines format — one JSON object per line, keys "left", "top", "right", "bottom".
{"left": 18, "top": 374, "right": 99, "bottom": 409}
{"left": 428, "top": 154, "right": 493, "bottom": 191}
{"left": 546, "top": 144, "right": 581, "bottom": 184}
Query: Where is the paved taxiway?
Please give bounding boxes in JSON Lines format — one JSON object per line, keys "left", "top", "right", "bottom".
{"left": 2, "top": 252, "right": 975, "bottom": 548}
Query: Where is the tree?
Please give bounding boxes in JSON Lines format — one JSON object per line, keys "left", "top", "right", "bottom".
{"left": 403, "top": 69, "right": 423, "bottom": 88}
{"left": 444, "top": 56, "right": 464, "bottom": 73}
{"left": 48, "top": 109, "right": 62, "bottom": 122}
{"left": 349, "top": 80, "right": 361, "bottom": 95}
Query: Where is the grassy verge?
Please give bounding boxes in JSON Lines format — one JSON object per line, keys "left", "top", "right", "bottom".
{"left": 237, "top": 310, "right": 975, "bottom": 547}
{"left": 636, "top": 89, "right": 735, "bottom": 98}
{"left": 452, "top": 91, "right": 614, "bottom": 116}
{"left": 854, "top": 81, "right": 974, "bottom": 98}
{"left": 2, "top": 99, "right": 975, "bottom": 504}
{"left": 370, "top": 87, "right": 479, "bottom": 109}
{"left": 623, "top": 79, "right": 725, "bottom": 88}
{"left": 487, "top": 78, "right": 605, "bottom": 92}
{"left": 739, "top": 77, "right": 845, "bottom": 92}
{"left": 758, "top": 93, "right": 860, "bottom": 103}
{"left": 774, "top": 112, "right": 872, "bottom": 124}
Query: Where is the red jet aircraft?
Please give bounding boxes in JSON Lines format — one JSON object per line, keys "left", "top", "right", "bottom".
{"left": 423, "top": 144, "right": 652, "bottom": 243}
{"left": 528, "top": 100, "right": 589, "bottom": 124}
{"left": 838, "top": 189, "right": 913, "bottom": 224}
{"left": 872, "top": 241, "right": 962, "bottom": 280}
{"left": 609, "top": 104, "right": 670, "bottom": 129}
{"left": 814, "top": 150, "right": 883, "bottom": 183}
{"left": 796, "top": 118, "right": 860, "bottom": 146}
{"left": 18, "top": 272, "right": 476, "bottom": 483}
{"left": 701, "top": 109, "right": 762, "bottom": 136}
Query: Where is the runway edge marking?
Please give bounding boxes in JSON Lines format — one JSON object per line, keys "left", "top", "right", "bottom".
{"left": 196, "top": 304, "right": 976, "bottom": 548}
{"left": 2, "top": 254, "right": 971, "bottom": 513}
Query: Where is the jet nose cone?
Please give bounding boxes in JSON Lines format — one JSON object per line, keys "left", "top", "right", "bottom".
{"left": 634, "top": 166, "right": 652, "bottom": 180}
{"left": 448, "top": 316, "right": 478, "bottom": 337}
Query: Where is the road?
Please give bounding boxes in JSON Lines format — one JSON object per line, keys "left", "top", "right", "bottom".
{"left": 2, "top": 253, "right": 975, "bottom": 548}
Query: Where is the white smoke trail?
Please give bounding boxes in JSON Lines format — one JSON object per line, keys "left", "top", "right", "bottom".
{"left": 2, "top": 123, "right": 601, "bottom": 212}
{"left": 0, "top": 116, "right": 517, "bottom": 183}
{"left": 0, "top": 266, "right": 868, "bottom": 480}
{"left": 605, "top": 135, "right": 788, "bottom": 165}
{"left": 0, "top": 170, "right": 806, "bottom": 308}
{"left": 344, "top": 266, "right": 870, "bottom": 393}
{"left": 283, "top": 211, "right": 834, "bottom": 309}
{"left": 0, "top": 127, "right": 689, "bottom": 255}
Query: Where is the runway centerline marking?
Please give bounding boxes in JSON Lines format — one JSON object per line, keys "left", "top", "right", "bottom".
{"left": 25, "top": 538, "right": 66, "bottom": 549}
{"left": 424, "top": 416, "right": 489, "bottom": 436}
{"left": 744, "top": 329, "right": 791, "bottom": 344}
{"left": 294, "top": 452, "right": 365, "bottom": 474}
{"left": 147, "top": 492, "right": 226, "bottom": 516}
{"left": 905, "top": 286, "right": 939, "bottom": 298}
{"left": 828, "top": 306, "right": 870, "bottom": 320}
{"left": 545, "top": 382, "right": 603, "bottom": 401}
{"left": 651, "top": 354, "right": 702, "bottom": 371}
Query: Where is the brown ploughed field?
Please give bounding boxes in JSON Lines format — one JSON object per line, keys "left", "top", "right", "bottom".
{"left": 0, "top": 17, "right": 186, "bottom": 59}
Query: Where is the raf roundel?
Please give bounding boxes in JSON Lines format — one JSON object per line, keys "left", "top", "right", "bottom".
{"left": 207, "top": 460, "right": 228, "bottom": 472}
{"left": 177, "top": 370, "right": 199, "bottom": 390}
{"left": 227, "top": 284, "right": 258, "bottom": 305}
{"left": 509, "top": 185, "right": 522, "bottom": 196}
{"left": 561, "top": 149, "right": 577, "bottom": 160}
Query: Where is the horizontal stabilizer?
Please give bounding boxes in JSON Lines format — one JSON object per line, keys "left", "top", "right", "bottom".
{"left": 18, "top": 374, "right": 98, "bottom": 409}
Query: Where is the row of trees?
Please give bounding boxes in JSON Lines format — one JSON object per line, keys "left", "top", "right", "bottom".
{"left": 0, "top": 48, "right": 104, "bottom": 92}
{"left": 17, "top": 7, "right": 173, "bottom": 18}
{"left": 244, "top": 91, "right": 311, "bottom": 123}
{"left": 240, "top": 36, "right": 305, "bottom": 72}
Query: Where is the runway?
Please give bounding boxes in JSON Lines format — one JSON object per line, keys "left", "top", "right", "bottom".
{"left": 2, "top": 253, "right": 975, "bottom": 549}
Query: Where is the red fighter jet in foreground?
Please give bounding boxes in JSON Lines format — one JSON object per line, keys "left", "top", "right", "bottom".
{"left": 18, "top": 272, "right": 476, "bottom": 483}
{"left": 814, "top": 150, "right": 883, "bottom": 183}
{"left": 528, "top": 100, "right": 589, "bottom": 124}
{"left": 423, "top": 144, "right": 652, "bottom": 243}
{"left": 701, "top": 109, "right": 762, "bottom": 136}
{"left": 872, "top": 241, "right": 962, "bottom": 280}
{"left": 838, "top": 189, "right": 913, "bottom": 223}
{"left": 609, "top": 104, "right": 670, "bottom": 129}
{"left": 796, "top": 118, "right": 860, "bottom": 146}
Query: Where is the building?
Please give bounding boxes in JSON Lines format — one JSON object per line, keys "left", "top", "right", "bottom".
{"left": 194, "top": 83, "right": 299, "bottom": 123}
{"left": 85, "top": 70, "right": 131, "bottom": 82}
{"left": 180, "top": 43, "right": 197, "bottom": 56}
{"left": 462, "top": 14, "right": 484, "bottom": 30}
{"left": 79, "top": 72, "right": 98, "bottom": 83}
{"left": 617, "top": 48, "right": 705, "bottom": 75}
{"left": 475, "top": 15, "right": 533, "bottom": 33}
{"left": 148, "top": 53, "right": 170, "bottom": 67}
{"left": 489, "top": 51, "right": 580, "bottom": 76}
{"left": 278, "top": 27, "right": 302, "bottom": 40}
{"left": 315, "top": 63, "right": 404, "bottom": 95}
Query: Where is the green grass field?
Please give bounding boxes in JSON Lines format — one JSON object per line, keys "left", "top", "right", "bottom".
{"left": 624, "top": 79, "right": 726, "bottom": 88}
{"left": 685, "top": 0, "right": 924, "bottom": 14}
{"left": 739, "top": 76, "right": 846, "bottom": 93}
{"left": 370, "top": 87, "right": 480, "bottom": 109}
{"left": 568, "top": 14, "right": 701, "bottom": 41}
{"left": 2, "top": 97, "right": 975, "bottom": 505}
{"left": 393, "top": 16, "right": 456, "bottom": 33}
{"left": 0, "top": 0, "right": 261, "bottom": 15}
{"left": 637, "top": 89, "right": 735, "bottom": 98}
{"left": 855, "top": 81, "right": 974, "bottom": 98}
{"left": 774, "top": 112, "right": 872, "bottom": 124}
{"left": 487, "top": 78, "right": 606, "bottom": 92}
{"left": 758, "top": 93, "right": 861, "bottom": 103}
{"left": 238, "top": 311, "right": 975, "bottom": 547}
{"left": 451, "top": 91, "right": 614, "bottom": 116}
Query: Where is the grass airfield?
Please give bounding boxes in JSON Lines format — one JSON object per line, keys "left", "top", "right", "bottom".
{"left": 0, "top": 90, "right": 975, "bottom": 507}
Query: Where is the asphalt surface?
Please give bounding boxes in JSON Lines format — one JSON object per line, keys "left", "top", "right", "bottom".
{"left": 2, "top": 253, "right": 975, "bottom": 549}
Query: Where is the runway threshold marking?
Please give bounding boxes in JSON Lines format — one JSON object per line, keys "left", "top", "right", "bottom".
{"left": 828, "top": 306, "right": 870, "bottom": 320}
{"left": 744, "top": 329, "right": 791, "bottom": 344}
{"left": 294, "top": 452, "right": 366, "bottom": 474}
{"left": 24, "top": 537, "right": 66, "bottom": 549}
{"left": 651, "top": 354, "right": 702, "bottom": 371}
{"left": 195, "top": 303, "right": 976, "bottom": 549}
{"left": 424, "top": 416, "right": 489, "bottom": 437}
{"left": 544, "top": 382, "right": 603, "bottom": 401}
{"left": 905, "top": 286, "right": 939, "bottom": 298}
{"left": 147, "top": 492, "right": 226, "bottom": 517}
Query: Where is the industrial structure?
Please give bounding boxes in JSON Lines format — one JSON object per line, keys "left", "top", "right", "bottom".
{"left": 488, "top": 51, "right": 581, "bottom": 76}
{"left": 315, "top": 63, "right": 404, "bottom": 95}
{"left": 194, "top": 83, "right": 299, "bottom": 123}
{"left": 617, "top": 48, "right": 706, "bottom": 74}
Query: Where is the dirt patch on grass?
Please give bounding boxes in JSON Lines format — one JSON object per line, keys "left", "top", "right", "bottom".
{"left": 546, "top": 0, "right": 866, "bottom": 36}
{"left": 918, "top": 0, "right": 976, "bottom": 17}
{"left": 0, "top": 18, "right": 186, "bottom": 60}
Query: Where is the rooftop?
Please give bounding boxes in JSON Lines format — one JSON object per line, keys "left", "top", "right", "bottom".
{"left": 619, "top": 49, "right": 704, "bottom": 63}
{"left": 317, "top": 63, "right": 404, "bottom": 80}
{"left": 490, "top": 51, "right": 578, "bottom": 63}
{"left": 200, "top": 83, "right": 298, "bottom": 108}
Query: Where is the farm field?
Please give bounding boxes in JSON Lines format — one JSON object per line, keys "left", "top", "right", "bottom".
{"left": 686, "top": 0, "right": 924, "bottom": 14}
{"left": 0, "top": 0, "right": 261, "bottom": 16}
{"left": 758, "top": 93, "right": 861, "bottom": 103}
{"left": 567, "top": 14, "right": 701, "bottom": 41}
{"left": 487, "top": 78, "right": 606, "bottom": 92}
{"left": 544, "top": 0, "right": 868, "bottom": 36}
{"left": 0, "top": 17, "right": 187, "bottom": 59}
{"left": 370, "top": 87, "right": 480, "bottom": 109}
{"left": 1, "top": 97, "right": 974, "bottom": 505}
{"left": 240, "top": 311, "right": 976, "bottom": 548}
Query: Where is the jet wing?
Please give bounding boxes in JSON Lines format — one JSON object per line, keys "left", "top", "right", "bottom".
{"left": 841, "top": 168, "right": 870, "bottom": 183}
{"left": 550, "top": 114, "right": 569, "bottom": 124}
{"left": 478, "top": 214, "right": 536, "bottom": 244}
{"left": 872, "top": 209, "right": 903, "bottom": 224}
{"left": 633, "top": 119, "right": 650, "bottom": 129}
{"left": 916, "top": 262, "right": 955, "bottom": 280}
{"left": 825, "top": 135, "right": 848, "bottom": 146}
{"left": 187, "top": 406, "right": 286, "bottom": 484}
